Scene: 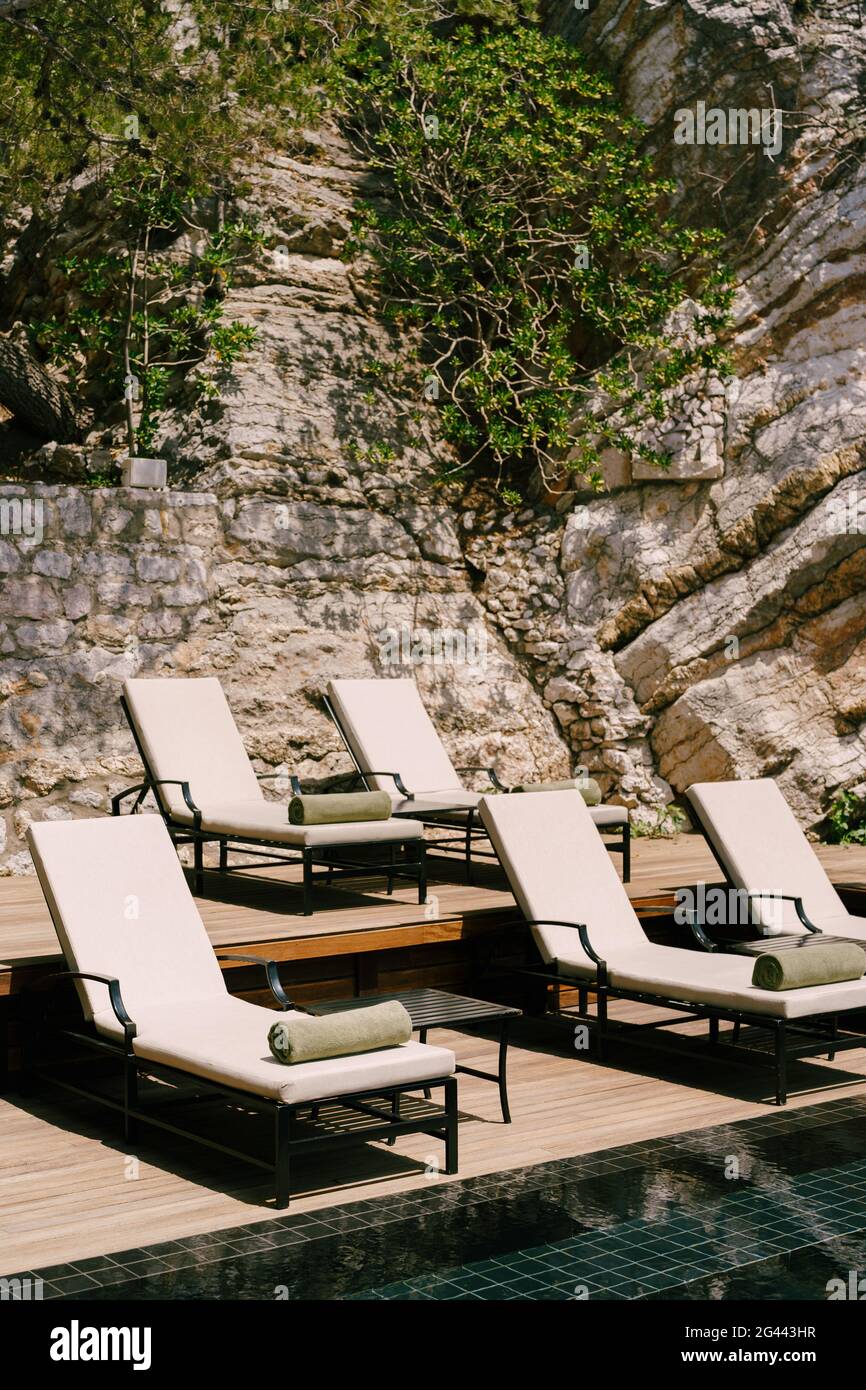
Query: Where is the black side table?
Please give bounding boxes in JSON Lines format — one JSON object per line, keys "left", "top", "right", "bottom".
{"left": 309, "top": 987, "right": 521, "bottom": 1123}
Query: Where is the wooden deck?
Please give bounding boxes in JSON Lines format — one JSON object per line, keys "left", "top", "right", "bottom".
{"left": 0, "top": 833, "right": 684, "bottom": 976}
{"left": 2, "top": 834, "right": 866, "bottom": 1277}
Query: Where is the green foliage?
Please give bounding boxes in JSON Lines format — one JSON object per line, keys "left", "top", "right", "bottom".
{"left": 826, "top": 790, "right": 866, "bottom": 846}
{"left": 34, "top": 181, "right": 262, "bottom": 455}
{"left": 0, "top": 0, "right": 333, "bottom": 454}
{"left": 0, "top": 3, "right": 731, "bottom": 487}
{"left": 339, "top": 23, "right": 733, "bottom": 491}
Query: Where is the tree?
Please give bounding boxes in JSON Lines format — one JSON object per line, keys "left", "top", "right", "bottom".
{"left": 339, "top": 23, "right": 733, "bottom": 493}
{"left": 0, "top": 327, "right": 81, "bottom": 440}
{"left": 0, "top": 3, "right": 731, "bottom": 485}
{"left": 0, "top": 0, "right": 304, "bottom": 452}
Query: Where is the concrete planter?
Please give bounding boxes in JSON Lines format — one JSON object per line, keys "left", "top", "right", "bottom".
{"left": 119, "top": 456, "right": 168, "bottom": 489}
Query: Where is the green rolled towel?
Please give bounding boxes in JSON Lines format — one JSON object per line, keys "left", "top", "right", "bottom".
{"left": 288, "top": 791, "right": 392, "bottom": 825}
{"left": 515, "top": 777, "right": 602, "bottom": 807}
{"left": 268, "top": 1001, "right": 412, "bottom": 1064}
{"left": 752, "top": 941, "right": 866, "bottom": 991}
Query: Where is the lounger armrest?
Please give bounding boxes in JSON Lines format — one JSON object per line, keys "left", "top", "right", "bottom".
{"left": 111, "top": 778, "right": 201, "bottom": 825}
{"left": 686, "top": 918, "right": 721, "bottom": 953}
{"left": 31, "top": 970, "right": 137, "bottom": 1041}
{"left": 254, "top": 772, "right": 304, "bottom": 796}
{"left": 743, "top": 891, "right": 821, "bottom": 934}
{"left": 456, "top": 766, "right": 512, "bottom": 792}
{"left": 345, "top": 769, "right": 414, "bottom": 800}
{"left": 110, "top": 782, "right": 151, "bottom": 815}
{"left": 522, "top": 918, "right": 607, "bottom": 970}
{"left": 214, "top": 953, "right": 294, "bottom": 1010}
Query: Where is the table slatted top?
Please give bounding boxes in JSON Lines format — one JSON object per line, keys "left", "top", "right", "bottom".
{"left": 725, "top": 934, "right": 865, "bottom": 956}
{"left": 309, "top": 987, "right": 521, "bottom": 1027}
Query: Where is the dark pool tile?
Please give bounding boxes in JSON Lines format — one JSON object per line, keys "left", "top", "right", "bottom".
{"left": 496, "top": 1274, "right": 552, "bottom": 1295}
{"left": 112, "top": 1256, "right": 172, "bottom": 1276}
{"left": 225, "top": 1235, "right": 276, "bottom": 1255}
{"left": 89, "top": 1266, "right": 140, "bottom": 1289}
{"left": 173, "top": 1232, "right": 234, "bottom": 1253}
{"left": 31, "top": 1263, "right": 77, "bottom": 1281}
{"left": 50, "top": 1272, "right": 101, "bottom": 1294}
{"left": 70, "top": 1256, "right": 121, "bottom": 1274}
{"left": 140, "top": 1239, "right": 187, "bottom": 1259}
{"left": 447, "top": 1272, "right": 499, "bottom": 1293}
{"left": 266, "top": 1228, "right": 309, "bottom": 1248}
{"left": 315, "top": 1214, "right": 371, "bottom": 1233}
{"left": 111, "top": 1247, "right": 162, "bottom": 1266}
{"left": 157, "top": 1250, "right": 213, "bottom": 1271}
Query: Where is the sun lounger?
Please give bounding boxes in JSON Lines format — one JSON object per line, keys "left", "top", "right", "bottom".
{"left": 114, "top": 676, "right": 427, "bottom": 914}
{"left": 325, "top": 676, "right": 631, "bottom": 880}
{"left": 686, "top": 778, "right": 866, "bottom": 946}
{"left": 25, "top": 815, "right": 457, "bottom": 1207}
{"left": 479, "top": 789, "right": 866, "bottom": 1104}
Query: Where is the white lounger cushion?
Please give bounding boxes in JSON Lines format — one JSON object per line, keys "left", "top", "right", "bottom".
{"left": 329, "top": 678, "right": 463, "bottom": 795}
{"left": 607, "top": 946, "right": 866, "bottom": 1021}
{"left": 170, "top": 799, "right": 423, "bottom": 846}
{"left": 328, "top": 677, "right": 628, "bottom": 829}
{"left": 687, "top": 779, "right": 865, "bottom": 939}
{"left": 93, "top": 995, "right": 453, "bottom": 1104}
{"left": 29, "top": 814, "right": 228, "bottom": 1023}
{"left": 123, "top": 675, "right": 420, "bottom": 844}
{"left": 479, "top": 789, "right": 866, "bottom": 1021}
{"left": 124, "top": 676, "right": 262, "bottom": 822}
{"left": 27, "top": 815, "right": 455, "bottom": 1102}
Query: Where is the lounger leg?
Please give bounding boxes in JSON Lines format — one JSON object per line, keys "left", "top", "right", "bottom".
{"left": 194, "top": 837, "right": 204, "bottom": 895}
{"left": 219, "top": 839, "right": 228, "bottom": 873}
{"left": 775, "top": 1022, "right": 787, "bottom": 1106}
{"left": 444, "top": 1077, "right": 459, "bottom": 1175}
{"left": 275, "top": 1105, "right": 291, "bottom": 1208}
{"left": 622, "top": 822, "right": 631, "bottom": 883}
{"left": 388, "top": 1090, "right": 400, "bottom": 1145}
{"left": 387, "top": 843, "right": 395, "bottom": 896}
{"left": 419, "top": 1028, "right": 432, "bottom": 1100}
{"left": 708, "top": 1017, "right": 719, "bottom": 1047}
{"left": 578, "top": 986, "right": 588, "bottom": 1015}
{"left": 123, "top": 1054, "right": 138, "bottom": 1144}
{"left": 828, "top": 1015, "right": 838, "bottom": 1062}
{"left": 302, "top": 848, "right": 313, "bottom": 916}
{"left": 417, "top": 841, "right": 427, "bottom": 907}
{"left": 596, "top": 978, "right": 608, "bottom": 1063}
{"left": 465, "top": 811, "right": 475, "bottom": 886}
{"left": 498, "top": 1019, "right": 512, "bottom": 1124}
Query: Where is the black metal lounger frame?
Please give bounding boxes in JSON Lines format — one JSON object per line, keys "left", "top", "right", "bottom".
{"left": 22, "top": 959, "right": 458, "bottom": 1208}
{"left": 521, "top": 918, "right": 866, "bottom": 1106}
{"left": 113, "top": 695, "right": 427, "bottom": 915}
{"left": 685, "top": 799, "right": 848, "bottom": 949}
{"left": 323, "top": 693, "right": 631, "bottom": 883}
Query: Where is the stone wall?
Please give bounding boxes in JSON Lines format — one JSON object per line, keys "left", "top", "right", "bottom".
{"left": 0, "top": 483, "right": 569, "bottom": 872}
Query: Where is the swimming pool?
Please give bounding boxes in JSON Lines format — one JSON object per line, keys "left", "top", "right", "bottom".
{"left": 26, "top": 1095, "right": 866, "bottom": 1301}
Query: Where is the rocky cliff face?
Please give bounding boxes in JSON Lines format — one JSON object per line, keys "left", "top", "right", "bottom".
{"left": 530, "top": 0, "right": 866, "bottom": 821}
{"left": 1, "top": 0, "right": 865, "bottom": 869}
